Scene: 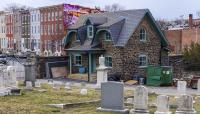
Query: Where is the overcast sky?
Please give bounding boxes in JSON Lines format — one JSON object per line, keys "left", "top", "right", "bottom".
{"left": 1, "top": 0, "right": 200, "bottom": 20}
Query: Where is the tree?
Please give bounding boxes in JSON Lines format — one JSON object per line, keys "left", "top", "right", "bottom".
{"left": 183, "top": 42, "right": 200, "bottom": 71}
{"left": 104, "top": 3, "right": 125, "bottom": 12}
{"left": 4, "top": 3, "right": 30, "bottom": 12}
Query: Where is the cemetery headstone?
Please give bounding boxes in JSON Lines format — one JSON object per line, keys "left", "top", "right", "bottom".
{"left": 95, "top": 55, "right": 109, "bottom": 88}
{"left": 25, "top": 81, "right": 33, "bottom": 90}
{"left": 177, "top": 81, "right": 187, "bottom": 94}
{"left": 35, "top": 81, "right": 41, "bottom": 88}
{"left": 64, "top": 82, "right": 72, "bottom": 90}
{"left": 53, "top": 83, "right": 60, "bottom": 90}
{"left": 80, "top": 88, "right": 88, "bottom": 95}
{"left": 97, "top": 81, "right": 129, "bottom": 113}
{"left": 198, "top": 79, "right": 200, "bottom": 95}
{"left": 155, "top": 95, "right": 172, "bottom": 114}
{"left": 130, "top": 86, "right": 149, "bottom": 114}
{"left": 175, "top": 94, "right": 196, "bottom": 114}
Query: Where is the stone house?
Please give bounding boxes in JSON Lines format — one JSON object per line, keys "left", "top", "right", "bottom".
{"left": 64, "top": 9, "right": 169, "bottom": 81}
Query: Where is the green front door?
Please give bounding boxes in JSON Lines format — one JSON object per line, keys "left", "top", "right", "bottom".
{"left": 91, "top": 55, "right": 96, "bottom": 73}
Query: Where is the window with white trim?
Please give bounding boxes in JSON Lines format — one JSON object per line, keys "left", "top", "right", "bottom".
{"left": 139, "top": 28, "right": 147, "bottom": 42}
{"left": 104, "top": 32, "right": 111, "bottom": 41}
{"left": 105, "top": 56, "right": 112, "bottom": 67}
{"left": 139, "top": 54, "right": 148, "bottom": 67}
{"left": 87, "top": 25, "right": 93, "bottom": 39}
{"left": 74, "top": 55, "right": 82, "bottom": 66}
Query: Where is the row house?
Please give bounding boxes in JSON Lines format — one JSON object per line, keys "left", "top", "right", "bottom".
{"left": 0, "top": 11, "right": 6, "bottom": 50}
{"left": 13, "top": 9, "right": 22, "bottom": 51}
{"left": 0, "top": 4, "right": 101, "bottom": 53}
{"left": 40, "top": 4, "right": 101, "bottom": 53}
{"left": 21, "top": 10, "right": 30, "bottom": 51}
{"left": 40, "top": 4, "right": 64, "bottom": 53}
{"left": 5, "top": 12, "right": 13, "bottom": 49}
{"left": 30, "top": 8, "right": 40, "bottom": 51}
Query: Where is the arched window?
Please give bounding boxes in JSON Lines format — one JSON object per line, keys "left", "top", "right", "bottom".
{"left": 139, "top": 28, "right": 147, "bottom": 42}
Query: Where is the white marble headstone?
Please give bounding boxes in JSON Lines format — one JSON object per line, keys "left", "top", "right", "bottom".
{"left": 64, "top": 82, "right": 72, "bottom": 90}
{"left": 25, "top": 81, "right": 33, "bottom": 90}
{"left": 177, "top": 81, "right": 187, "bottom": 94}
{"left": 35, "top": 81, "right": 41, "bottom": 88}
{"left": 198, "top": 79, "right": 200, "bottom": 95}
{"left": 155, "top": 95, "right": 172, "bottom": 114}
{"left": 53, "top": 83, "right": 60, "bottom": 90}
{"left": 175, "top": 94, "right": 196, "bottom": 114}
{"left": 80, "top": 88, "right": 88, "bottom": 95}
{"left": 134, "top": 86, "right": 148, "bottom": 110}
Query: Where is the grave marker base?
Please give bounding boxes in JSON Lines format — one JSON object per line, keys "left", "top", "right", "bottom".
{"left": 97, "top": 107, "right": 129, "bottom": 114}
{"left": 175, "top": 110, "right": 196, "bottom": 114}
{"left": 130, "top": 109, "right": 149, "bottom": 114}
{"left": 154, "top": 111, "right": 172, "bottom": 114}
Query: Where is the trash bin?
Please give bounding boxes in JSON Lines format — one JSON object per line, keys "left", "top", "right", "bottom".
{"left": 147, "top": 65, "right": 173, "bottom": 86}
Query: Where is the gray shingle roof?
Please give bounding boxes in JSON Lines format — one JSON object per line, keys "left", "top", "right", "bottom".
{"left": 68, "top": 9, "right": 169, "bottom": 47}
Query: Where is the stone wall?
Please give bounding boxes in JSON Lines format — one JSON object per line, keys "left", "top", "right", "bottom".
{"left": 36, "top": 56, "right": 68, "bottom": 79}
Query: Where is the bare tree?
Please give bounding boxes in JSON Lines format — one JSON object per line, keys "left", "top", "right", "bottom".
{"left": 197, "top": 11, "right": 200, "bottom": 18}
{"left": 104, "top": 3, "right": 125, "bottom": 12}
{"left": 4, "top": 3, "right": 31, "bottom": 12}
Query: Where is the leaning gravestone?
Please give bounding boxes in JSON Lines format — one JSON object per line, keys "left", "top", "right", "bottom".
{"left": 97, "top": 81, "right": 129, "bottom": 113}
{"left": 177, "top": 81, "right": 187, "bottom": 94}
{"left": 155, "top": 95, "right": 172, "bottom": 114}
{"left": 175, "top": 94, "right": 196, "bottom": 114}
{"left": 130, "top": 86, "right": 149, "bottom": 114}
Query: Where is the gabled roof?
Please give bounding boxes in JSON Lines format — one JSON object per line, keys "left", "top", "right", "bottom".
{"left": 68, "top": 9, "right": 169, "bottom": 47}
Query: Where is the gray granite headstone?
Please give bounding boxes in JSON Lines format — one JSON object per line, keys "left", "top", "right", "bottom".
{"left": 97, "top": 81, "right": 129, "bottom": 113}
{"left": 175, "top": 94, "right": 196, "bottom": 114}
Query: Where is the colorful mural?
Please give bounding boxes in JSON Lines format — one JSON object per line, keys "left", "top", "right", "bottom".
{"left": 63, "top": 4, "right": 101, "bottom": 28}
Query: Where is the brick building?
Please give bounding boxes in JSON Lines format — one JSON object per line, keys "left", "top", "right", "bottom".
{"left": 40, "top": 4, "right": 101, "bottom": 53}
{"left": 165, "top": 14, "right": 200, "bottom": 55}
{"left": 64, "top": 9, "right": 169, "bottom": 81}
{"left": 13, "top": 9, "right": 23, "bottom": 51}
{"left": 30, "top": 8, "right": 40, "bottom": 51}
{"left": 0, "top": 11, "right": 6, "bottom": 50}
{"left": 21, "top": 10, "right": 30, "bottom": 51}
{"left": 6, "top": 12, "right": 13, "bottom": 50}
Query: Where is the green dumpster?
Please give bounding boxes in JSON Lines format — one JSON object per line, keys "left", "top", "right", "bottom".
{"left": 146, "top": 66, "right": 173, "bottom": 86}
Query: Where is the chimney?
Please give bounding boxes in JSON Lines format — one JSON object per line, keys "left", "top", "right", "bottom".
{"left": 189, "top": 14, "right": 193, "bottom": 28}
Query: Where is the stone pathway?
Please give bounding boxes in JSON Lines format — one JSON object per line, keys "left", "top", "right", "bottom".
{"left": 37, "top": 79, "right": 199, "bottom": 96}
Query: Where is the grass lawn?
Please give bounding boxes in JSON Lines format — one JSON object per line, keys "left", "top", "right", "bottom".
{"left": 0, "top": 84, "right": 199, "bottom": 114}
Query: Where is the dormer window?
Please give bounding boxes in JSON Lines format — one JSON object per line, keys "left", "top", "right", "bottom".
{"left": 139, "top": 28, "right": 147, "bottom": 42}
{"left": 104, "top": 32, "right": 111, "bottom": 41}
{"left": 87, "top": 25, "right": 94, "bottom": 39}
